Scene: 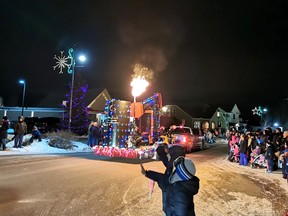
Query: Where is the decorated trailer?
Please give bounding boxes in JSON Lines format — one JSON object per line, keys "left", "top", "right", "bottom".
{"left": 102, "top": 93, "right": 162, "bottom": 148}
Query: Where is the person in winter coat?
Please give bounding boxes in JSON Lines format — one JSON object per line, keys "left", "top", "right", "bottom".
{"left": 0, "top": 116, "right": 9, "bottom": 150}
{"left": 247, "top": 133, "right": 258, "bottom": 162}
{"left": 87, "top": 121, "right": 94, "bottom": 147}
{"left": 265, "top": 139, "right": 275, "bottom": 173}
{"left": 91, "top": 122, "right": 100, "bottom": 147}
{"left": 14, "top": 116, "right": 27, "bottom": 148}
{"left": 239, "top": 134, "right": 248, "bottom": 166}
{"left": 272, "top": 127, "right": 282, "bottom": 152}
{"left": 165, "top": 156, "right": 200, "bottom": 216}
{"left": 29, "top": 126, "right": 42, "bottom": 143}
{"left": 281, "top": 139, "right": 288, "bottom": 179}
{"left": 142, "top": 155, "right": 200, "bottom": 216}
{"left": 141, "top": 145, "right": 186, "bottom": 215}
{"left": 280, "top": 131, "right": 288, "bottom": 179}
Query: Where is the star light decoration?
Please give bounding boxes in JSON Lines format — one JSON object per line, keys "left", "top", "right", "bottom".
{"left": 252, "top": 106, "right": 263, "bottom": 116}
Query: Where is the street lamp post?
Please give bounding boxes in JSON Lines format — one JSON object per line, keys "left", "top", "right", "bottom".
{"left": 54, "top": 48, "right": 86, "bottom": 132}
{"left": 68, "top": 63, "right": 75, "bottom": 132}
{"left": 19, "top": 80, "right": 26, "bottom": 116}
{"left": 67, "top": 49, "right": 87, "bottom": 131}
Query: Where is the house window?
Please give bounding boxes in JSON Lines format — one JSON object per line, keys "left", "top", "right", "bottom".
{"left": 233, "top": 114, "right": 235, "bottom": 119}
{"left": 172, "top": 109, "right": 176, "bottom": 115}
{"left": 194, "top": 121, "right": 200, "bottom": 128}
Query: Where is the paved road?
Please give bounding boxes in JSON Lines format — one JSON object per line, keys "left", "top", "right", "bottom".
{"left": 0, "top": 143, "right": 287, "bottom": 216}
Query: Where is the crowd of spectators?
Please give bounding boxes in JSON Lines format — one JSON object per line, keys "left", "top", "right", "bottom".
{"left": 226, "top": 127, "right": 288, "bottom": 180}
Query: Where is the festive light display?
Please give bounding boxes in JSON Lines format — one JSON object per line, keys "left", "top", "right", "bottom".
{"left": 103, "top": 99, "right": 131, "bottom": 147}
{"left": 140, "top": 93, "right": 162, "bottom": 143}
{"left": 62, "top": 74, "right": 90, "bottom": 134}
{"left": 53, "top": 48, "right": 75, "bottom": 74}
{"left": 93, "top": 145, "right": 157, "bottom": 159}
{"left": 252, "top": 106, "right": 263, "bottom": 116}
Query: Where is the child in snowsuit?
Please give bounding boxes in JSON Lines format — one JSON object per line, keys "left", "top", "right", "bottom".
{"left": 29, "top": 126, "right": 42, "bottom": 143}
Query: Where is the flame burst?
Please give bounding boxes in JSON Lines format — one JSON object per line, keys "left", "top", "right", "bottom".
{"left": 130, "top": 76, "right": 149, "bottom": 97}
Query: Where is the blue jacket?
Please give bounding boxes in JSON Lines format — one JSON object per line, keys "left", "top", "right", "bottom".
{"left": 145, "top": 145, "right": 186, "bottom": 212}
{"left": 32, "top": 129, "right": 41, "bottom": 137}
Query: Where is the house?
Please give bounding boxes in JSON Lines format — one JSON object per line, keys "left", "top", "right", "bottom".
{"left": 210, "top": 104, "right": 244, "bottom": 132}
{"left": 0, "top": 88, "right": 111, "bottom": 122}
{"left": 160, "top": 104, "right": 244, "bottom": 133}
{"left": 161, "top": 105, "right": 194, "bottom": 128}
{"left": 0, "top": 106, "right": 64, "bottom": 122}
{"left": 160, "top": 105, "right": 211, "bottom": 131}
{"left": 85, "top": 88, "right": 112, "bottom": 123}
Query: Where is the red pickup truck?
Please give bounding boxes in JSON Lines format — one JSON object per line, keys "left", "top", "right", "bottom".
{"left": 171, "top": 126, "right": 205, "bottom": 152}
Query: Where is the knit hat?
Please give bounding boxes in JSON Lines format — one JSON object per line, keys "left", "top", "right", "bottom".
{"left": 166, "top": 145, "right": 186, "bottom": 174}
{"left": 2, "top": 116, "right": 7, "bottom": 120}
{"left": 169, "top": 156, "right": 196, "bottom": 183}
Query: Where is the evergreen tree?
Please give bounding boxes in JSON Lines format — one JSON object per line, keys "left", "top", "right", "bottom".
{"left": 62, "top": 73, "right": 89, "bottom": 135}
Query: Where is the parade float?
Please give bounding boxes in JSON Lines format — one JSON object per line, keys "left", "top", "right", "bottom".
{"left": 94, "top": 67, "right": 163, "bottom": 159}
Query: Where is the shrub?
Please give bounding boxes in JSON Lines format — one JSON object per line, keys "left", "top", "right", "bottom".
{"left": 45, "top": 131, "right": 79, "bottom": 150}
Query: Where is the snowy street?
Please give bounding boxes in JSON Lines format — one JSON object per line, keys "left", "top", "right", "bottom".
{"left": 0, "top": 140, "right": 287, "bottom": 216}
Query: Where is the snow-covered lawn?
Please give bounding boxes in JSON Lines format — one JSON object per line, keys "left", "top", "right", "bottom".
{"left": 0, "top": 134, "right": 93, "bottom": 155}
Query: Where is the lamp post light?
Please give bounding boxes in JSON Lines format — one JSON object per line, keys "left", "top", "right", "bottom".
{"left": 67, "top": 49, "right": 87, "bottom": 131}
{"left": 19, "top": 80, "right": 26, "bottom": 116}
{"left": 53, "top": 48, "right": 86, "bottom": 132}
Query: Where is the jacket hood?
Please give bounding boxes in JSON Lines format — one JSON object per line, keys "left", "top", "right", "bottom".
{"left": 178, "top": 176, "right": 200, "bottom": 195}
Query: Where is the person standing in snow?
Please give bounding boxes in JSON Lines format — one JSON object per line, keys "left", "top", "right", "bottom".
{"left": 239, "top": 133, "right": 248, "bottom": 166}
{"left": 0, "top": 116, "right": 9, "bottom": 151}
{"left": 91, "top": 122, "right": 100, "bottom": 147}
{"left": 141, "top": 154, "right": 199, "bottom": 216}
{"left": 265, "top": 139, "right": 275, "bottom": 174}
{"left": 165, "top": 156, "right": 200, "bottom": 216}
{"left": 87, "top": 121, "right": 94, "bottom": 147}
{"left": 14, "top": 116, "right": 27, "bottom": 148}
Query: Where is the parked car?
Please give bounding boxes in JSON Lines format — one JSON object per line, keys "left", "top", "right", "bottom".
{"left": 170, "top": 126, "right": 205, "bottom": 152}
{"left": 7, "top": 120, "right": 17, "bottom": 135}
{"left": 24, "top": 117, "right": 61, "bottom": 133}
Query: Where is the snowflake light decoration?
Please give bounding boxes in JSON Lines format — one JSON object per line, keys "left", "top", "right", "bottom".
{"left": 53, "top": 51, "right": 71, "bottom": 74}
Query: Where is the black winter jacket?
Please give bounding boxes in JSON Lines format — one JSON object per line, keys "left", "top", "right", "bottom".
{"left": 146, "top": 145, "right": 185, "bottom": 212}
{"left": 165, "top": 176, "right": 200, "bottom": 216}
{"left": 265, "top": 145, "right": 274, "bottom": 160}
{"left": 239, "top": 139, "right": 248, "bottom": 154}
{"left": 0, "top": 120, "right": 9, "bottom": 139}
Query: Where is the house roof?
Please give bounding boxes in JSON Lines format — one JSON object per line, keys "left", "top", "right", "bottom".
{"left": 86, "top": 88, "right": 112, "bottom": 112}
{"left": 85, "top": 88, "right": 108, "bottom": 105}
{"left": 179, "top": 103, "right": 242, "bottom": 119}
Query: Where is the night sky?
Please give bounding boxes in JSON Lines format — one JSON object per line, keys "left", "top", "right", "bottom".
{"left": 1, "top": 1, "right": 287, "bottom": 118}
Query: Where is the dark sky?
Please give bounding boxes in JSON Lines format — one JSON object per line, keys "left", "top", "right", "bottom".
{"left": 1, "top": 0, "right": 287, "bottom": 117}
